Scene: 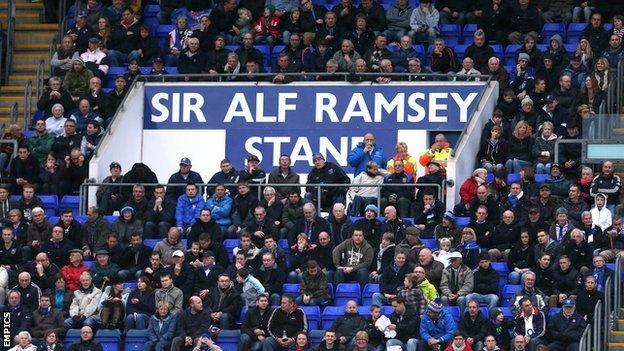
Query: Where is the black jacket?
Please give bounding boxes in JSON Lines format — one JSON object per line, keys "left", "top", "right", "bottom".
{"left": 166, "top": 170, "right": 204, "bottom": 202}
{"left": 552, "top": 266, "right": 580, "bottom": 296}
{"left": 205, "top": 283, "right": 242, "bottom": 319}
{"left": 379, "top": 262, "right": 413, "bottom": 295}
{"left": 473, "top": 265, "right": 500, "bottom": 295}
{"left": 330, "top": 312, "right": 367, "bottom": 340}
{"left": 253, "top": 264, "right": 286, "bottom": 295}
{"left": 459, "top": 311, "right": 489, "bottom": 343}
{"left": 176, "top": 307, "right": 213, "bottom": 339}
{"left": 189, "top": 218, "right": 224, "bottom": 244}
{"left": 389, "top": 310, "right": 419, "bottom": 343}
{"left": 290, "top": 216, "right": 330, "bottom": 245}
{"left": 547, "top": 311, "right": 586, "bottom": 344}
{"left": 267, "top": 307, "right": 308, "bottom": 338}
{"left": 352, "top": 217, "right": 383, "bottom": 247}
{"left": 241, "top": 305, "right": 274, "bottom": 340}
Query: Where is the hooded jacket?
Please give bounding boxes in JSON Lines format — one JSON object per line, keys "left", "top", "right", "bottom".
{"left": 347, "top": 142, "right": 387, "bottom": 177}
{"left": 63, "top": 58, "right": 94, "bottom": 97}
{"left": 147, "top": 312, "right": 176, "bottom": 342}
{"left": 590, "top": 194, "right": 612, "bottom": 230}
{"left": 175, "top": 193, "right": 205, "bottom": 228}
{"left": 267, "top": 305, "right": 308, "bottom": 339}
{"left": 420, "top": 310, "right": 457, "bottom": 345}
{"left": 531, "top": 132, "right": 558, "bottom": 164}
{"left": 69, "top": 284, "right": 102, "bottom": 318}
{"left": 332, "top": 237, "right": 374, "bottom": 270}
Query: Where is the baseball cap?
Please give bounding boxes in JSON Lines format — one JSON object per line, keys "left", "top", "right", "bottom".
{"left": 172, "top": 250, "right": 185, "bottom": 257}
{"left": 109, "top": 161, "right": 121, "bottom": 170}
{"left": 562, "top": 299, "right": 575, "bottom": 307}
{"left": 179, "top": 157, "right": 191, "bottom": 166}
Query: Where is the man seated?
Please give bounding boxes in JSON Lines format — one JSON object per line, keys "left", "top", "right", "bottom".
{"left": 64, "top": 272, "right": 102, "bottom": 328}
{"left": 289, "top": 202, "right": 329, "bottom": 245}
{"left": 332, "top": 229, "right": 374, "bottom": 287}
{"left": 205, "top": 274, "right": 242, "bottom": 330}
{"left": 510, "top": 271, "right": 548, "bottom": 316}
{"left": 513, "top": 297, "right": 546, "bottom": 351}
{"left": 458, "top": 299, "right": 489, "bottom": 351}
{"left": 419, "top": 298, "right": 457, "bottom": 351}
{"left": 170, "top": 296, "right": 213, "bottom": 351}
{"left": 465, "top": 253, "right": 500, "bottom": 309}
{"left": 372, "top": 251, "right": 412, "bottom": 306}
{"left": 329, "top": 300, "right": 367, "bottom": 349}
{"left": 439, "top": 252, "right": 473, "bottom": 312}
{"left": 264, "top": 294, "right": 308, "bottom": 351}
{"left": 252, "top": 252, "right": 286, "bottom": 306}
{"left": 386, "top": 297, "right": 420, "bottom": 351}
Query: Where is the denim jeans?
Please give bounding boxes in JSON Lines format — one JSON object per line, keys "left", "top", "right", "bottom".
{"left": 386, "top": 338, "right": 419, "bottom": 351}
{"left": 505, "top": 158, "right": 533, "bottom": 173}
{"left": 107, "top": 49, "right": 141, "bottom": 67}
{"left": 465, "top": 293, "right": 500, "bottom": 309}
{"left": 239, "top": 334, "right": 262, "bottom": 351}
{"left": 124, "top": 313, "right": 150, "bottom": 332}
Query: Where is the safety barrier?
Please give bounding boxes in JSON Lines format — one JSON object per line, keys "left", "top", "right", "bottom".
{"left": 79, "top": 181, "right": 442, "bottom": 216}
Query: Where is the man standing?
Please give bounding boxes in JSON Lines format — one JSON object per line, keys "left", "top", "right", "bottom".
{"left": 166, "top": 157, "right": 204, "bottom": 202}
{"left": 591, "top": 161, "right": 621, "bottom": 214}
{"left": 347, "top": 133, "right": 387, "bottom": 176}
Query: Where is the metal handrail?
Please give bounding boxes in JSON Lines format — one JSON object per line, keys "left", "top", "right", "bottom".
{"left": 553, "top": 138, "right": 584, "bottom": 164}
{"left": 0, "top": 26, "right": 4, "bottom": 85}
{"left": 4, "top": 0, "right": 15, "bottom": 84}
{"left": 48, "top": 39, "right": 57, "bottom": 77}
{"left": 79, "top": 182, "right": 442, "bottom": 216}
{"left": 604, "top": 276, "right": 614, "bottom": 347}
{"left": 36, "top": 59, "right": 44, "bottom": 99}
{"left": 8, "top": 102, "right": 17, "bottom": 124}
{"left": 579, "top": 324, "right": 591, "bottom": 351}
{"left": 23, "top": 80, "right": 31, "bottom": 128}
{"left": 592, "top": 299, "right": 603, "bottom": 351}
{"left": 615, "top": 255, "right": 622, "bottom": 319}
{"left": 136, "top": 71, "right": 494, "bottom": 83}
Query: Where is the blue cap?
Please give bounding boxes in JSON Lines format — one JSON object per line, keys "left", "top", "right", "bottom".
{"left": 120, "top": 206, "right": 134, "bottom": 214}
{"left": 179, "top": 157, "right": 191, "bottom": 166}
{"left": 562, "top": 299, "right": 575, "bottom": 307}
{"left": 77, "top": 10, "right": 87, "bottom": 17}
{"left": 444, "top": 211, "right": 455, "bottom": 221}
{"left": 365, "top": 204, "right": 378, "bottom": 214}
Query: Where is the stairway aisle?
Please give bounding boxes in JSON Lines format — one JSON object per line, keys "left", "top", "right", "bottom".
{"left": 0, "top": 0, "right": 57, "bottom": 125}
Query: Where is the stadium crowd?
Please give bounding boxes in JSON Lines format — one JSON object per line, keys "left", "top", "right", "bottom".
{"left": 2, "top": 0, "right": 624, "bottom": 350}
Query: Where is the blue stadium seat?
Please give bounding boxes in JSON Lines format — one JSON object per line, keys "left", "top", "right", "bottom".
{"left": 327, "top": 283, "right": 334, "bottom": 299}
{"left": 604, "top": 23, "right": 613, "bottom": 31}
{"left": 335, "top": 283, "right": 361, "bottom": 305}
{"left": 156, "top": 25, "right": 175, "bottom": 51}
{"left": 453, "top": 44, "right": 469, "bottom": 60}
{"left": 75, "top": 215, "right": 88, "bottom": 223}
{"left": 462, "top": 24, "right": 478, "bottom": 43}
{"left": 64, "top": 329, "right": 82, "bottom": 348}
{"left": 166, "top": 66, "right": 179, "bottom": 74}
{"left": 125, "top": 329, "right": 149, "bottom": 351}
{"left": 362, "top": 283, "right": 379, "bottom": 305}
{"left": 564, "top": 44, "right": 576, "bottom": 57}
{"left": 301, "top": 306, "right": 322, "bottom": 329}
{"left": 507, "top": 173, "right": 522, "bottom": 184}
{"left": 486, "top": 173, "right": 494, "bottom": 183}
{"left": 309, "top": 330, "right": 325, "bottom": 345}
{"left": 480, "top": 307, "right": 489, "bottom": 316}
{"left": 535, "top": 174, "right": 548, "bottom": 184}
{"left": 278, "top": 238, "right": 290, "bottom": 252}
{"left": 536, "top": 44, "right": 548, "bottom": 52}
{"left": 271, "top": 45, "right": 286, "bottom": 66}
{"left": 143, "top": 4, "right": 161, "bottom": 16}
{"left": 447, "top": 306, "right": 461, "bottom": 321}
{"left": 491, "top": 262, "right": 509, "bottom": 275}
{"left": 9, "top": 195, "right": 19, "bottom": 202}
{"left": 223, "top": 239, "right": 240, "bottom": 263}
{"left": 606, "top": 263, "right": 616, "bottom": 271}
{"left": 60, "top": 195, "right": 80, "bottom": 215}
{"left": 411, "top": 45, "right": 426, "bottom": 60}
{"left": 181, "top": 239, "right": 188, "bottom": 248}
{"left": 48, "top": 216, "right": 60, "bottom": 224}
{"left": 455, "top": 216, "right": 471, "bottom": 228}
{"left": 501, "top": 307, "right": 513, "bottom": 319}
{"left": 422, "top": 238, "right": 437, "bottom": 250}
{"left": 83, "top": 260, "right": 95, "bottom": 268}
{"left": 256, "top": 45, "right": 271, "bottom": 67}
{"left": 490, "top": 44, "right": 504, "bottom": 59}
{"left": 501, "top": 284, "right": 522, "bottom": 306}
{"left": 440, "top": 24, "right": 460, "bottom": 46}
{"left": 321, "top": 306, "right": 344, "bottom": 329}
{"left": 567, "top": 23, "right": 587, "bottom": 44}
{"left": 283, "top": 283, "right": 301, "bottom": 295}
{"left": 548, "top": 307, "right": 561, "bottom": 319}
{"left": 143, "top": 239, "right": 160, "bottom": 248}
{"left": 38, "top": 195, "right": 58, "bottom": 217}
{"left": 215, "top": 330, "right": 240, "bottom": 351}
{"left": 124, "top": 281, "right": 138, "bottom": 290}
{"left": 504, "top": 45, "right": 521, "bottom": 66}
{"left": 96, "top": 329, "right": 121, "bottom": 351}
{"left": 541, "top": 23, "right": 566, "bottom": 43}
{"left": 239, "top": 305, "right": 247, "bottom": 323}
{"left": 104, "top": 215, "right": 119, "bottom": 224}
{"left": 387, "top": 45, "right": 398, "bottom": 53}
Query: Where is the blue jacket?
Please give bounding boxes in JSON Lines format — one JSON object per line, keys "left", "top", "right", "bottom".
{"left": 175, "top": 194, "right": 205, "bottom": 227}
{"left": 420, "top": 310, "right": 457, "bottom": 345}
{"left": 147, "top": 313, "right": 177, "bottom": 342}
{"left": 205, "top": 195, "right": 234, "bottom": 226}
{"left": 347, "top": 142, "right": 387, "bottom": 176}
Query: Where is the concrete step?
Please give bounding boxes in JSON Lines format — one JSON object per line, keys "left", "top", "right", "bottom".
{"left": 14, "top": 42, "right": 50, "bottom": 51}
{"left": 611, "top": 331, "right": 624, "bottom": 343}
{"left": 15, "top": 32, "right": 56, "bottom": 45}
{"left": 12, "top": 53, "right": 49, "bottom": 65}
{"left": 0, "top": 2, "right": 43, "bottom": 11}
{"left": 12, "top": 64, "right": 40, "bottom": 74}
{"left": 15, "top": 23, "right": 57, "bottom": 31}
{"left": 1, "top": 12, "right": 41, "bottom": 24}
{"left": 609, "top": 342, "right": 624, "bottom": 351}
{"left": 8, "top": 74, "right": 36, "bottom": 86}
{"left": 0, "top": 85, "right": 34, "bottom": 94}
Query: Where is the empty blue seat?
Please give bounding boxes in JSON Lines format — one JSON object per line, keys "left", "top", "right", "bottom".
{"left": 564, "top": 43, "right": 576, "bottom": 57}
{"left": 422, "top": 238, "right": 437, "bottom": 250}
{"left": 156, "top": 25, "right": 175, "bottom": 50}
{"left": 541, "top": 23, "right": 566, "bottom": 43}
{"left": 96, "top": 329, "right": 121, "bottom": 351}
{"left": 125, "top": 329, "right": 149, "bottom": 351}
{"left": 321, "top": 306, "right": 344, "bottom": 329}
{"left": 39, "top": 195, "right": 59, "bottom": 215}
{"left": 48, "top": 216, "right": 60, "bottom": 225}
{"left": 143, "top": 239, "right": 160, "bottom": 248}
{"left": 567, "top": 22, "right": 587, "bottom": 43}
{"left": 103, "top": 215, "right": 118, "bottom": 224}
{"left": 535, "top": 174, "right": 548, "bottom": 184}
{"left": 548, "top": 307, "right": 561, "bottom": 319}
{"left": 124, "top": 281, "right": 138, "bottom": 290}
{"left": 215, "top": 330, "right": 240, "bottom": 351}
{"left": 507, "top": 173, "right": 522, "bottom": 184}
{"left": 490, "top": 44, "right": 504, "bottom": 59}
{"left": 453, "top": 44, "right": 469, "bottom": 60}
{"left": 440, "top": 24, "right": 460, "bottom": 45}
{"left": 143, "top": 4, "right": 161, "bottom": 16}
{"left": 501, "top": 284, "right": 522, "bottom": 306}
{"left": 536, "top": 44, "right": 548, "bottom": 52}
{"left": 504, "top": 44, "right": 521, "bottom": 66}
{"left": 309, "top": 329, "right": 325, "bottom": 345}
{"left": 447, "top": 306, "right": 461, "bottom": 321}
{"left": 223, "top": 239, "right": 240, "bottom": 263}
{"left": 491, "top": 262, "right": 509, "bottom": 275}
{"left": 362, "top": 283, "right": 379, "bottom": 305}
{"left": 64, "top": 329, "right": 81, "bottom": 348}
{"left": 60, "top": 195, "right": 80, "bottom": 214}
{"left": 500, "top": 307, "right": 513, "bottom": 319}
{"left": 255, "top": 45, "right": 271, "bottom": 67}
{"left": 411, "top": 45, "right": 426, "bottom": 60}
{"left": 166, "top": 66, "right": 179, "bottom": 74}
{"left": 83, "top": 260, "right": 95, "bottom": 268}
{"left": 455, "top": 216, "right": 471, "bottom": 228}
{"left": 301, "top": 306, "right": 321, "bottom": 330}
{"left": 462, "top": 24, "right": 478, "bottom": 43}
{"left": 283, "top": 283, "right": 300, "bottom": 295}
{"left": 335, "top": 283, "right": 361, "bottom": 305}
{"left": 239, "top": 305, "right": 247, "bottom": 323}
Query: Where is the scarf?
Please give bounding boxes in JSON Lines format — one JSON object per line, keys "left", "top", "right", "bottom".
{"left": 556, "top": 222, "right": 569, "bottom": 241}
{"left": 452, "top": 344, "right": 466, "bottom": 351}
{"left": 39, "top": 306, "right": 51, "bottom": 315}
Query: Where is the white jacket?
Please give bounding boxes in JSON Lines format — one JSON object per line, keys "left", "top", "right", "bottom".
{"left": 590, "top": 205, "right": 612, "bottom": 231}
{"left": 348, "top": 172, "right": 384, "bottom": 199}
{"left": 69, "top": 285, "right": 103, "bottom": 318}
{"left": 80, "top": 48, "right": 109, "bottom": 75}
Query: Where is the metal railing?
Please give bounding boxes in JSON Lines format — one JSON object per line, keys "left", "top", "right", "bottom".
{"left": 35, "top": 58, "right": 44, "bottom": 99}
{"left": 593, "top": 299, "right": 603, "bottom": 351}
{"left": 3, "top": 0, "right": 15, "bottom": 84}
{"left": 553, "top": 138, "right": 584, "bottom": 164}
{"left": 23, "top": 80, "right": 31, "bottom": 128}
{"left": 579, "top": 324, "right": 591, "bottom": 351}
{"left": 0, "top": 27, "right": 4, "bottom": 86}
{"left": 78, "top": 182, "right": 442, "bottom": 216}
{"left": 8, "top": 102, "right": 17, "bottom": 124}
{"left": 136, "top": 72, "right": 494, "bottom": 83}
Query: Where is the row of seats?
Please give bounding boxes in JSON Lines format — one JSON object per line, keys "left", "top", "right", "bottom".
{"left": 10, "top": 194, "right": 79, "bottom": 217}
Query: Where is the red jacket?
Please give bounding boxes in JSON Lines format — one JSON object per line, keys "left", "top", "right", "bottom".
{"left": 253, "top": 15, "right": 281, "bottom": 38}
{"left": 459, "top": 176, "right": 481, "bottom": 205}
{"left": 444, "top": 342, "right": 473, "bottom": 351}
{"left": 61, "top": 263, "right": 88, "bottom": 291}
